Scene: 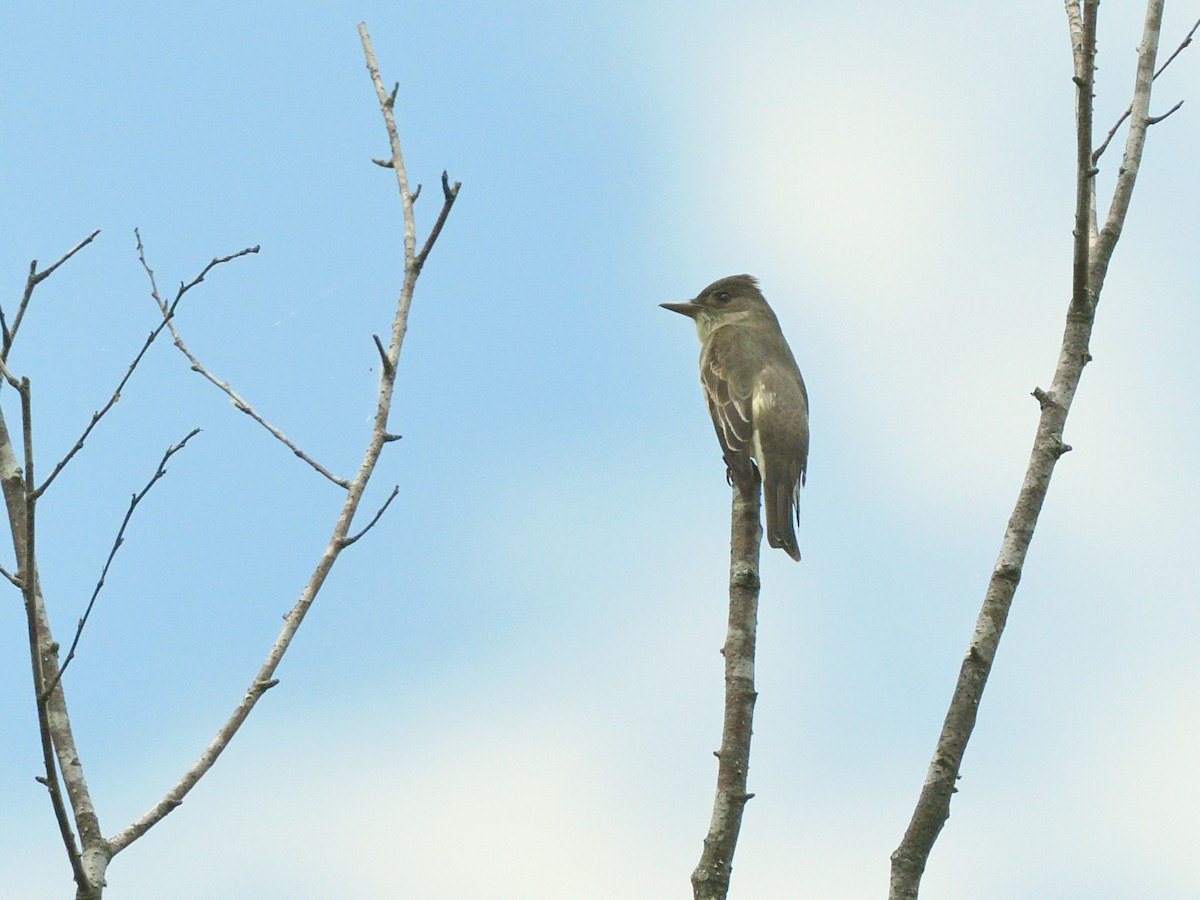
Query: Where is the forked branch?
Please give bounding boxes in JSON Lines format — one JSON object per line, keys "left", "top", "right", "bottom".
{"left": 889, "top": 3, "right": 1171, "bottom": 897}
{"left": 133, "top": 234, "right": 351, "bottom": 488}
{"left": 101, "top": 22, "right": 459, "bottom": 882}
{"left": 1093, "top": 16, "right": 1199, "bottom": 162}
{"left": 1, "top": 230, "right": 100, "bottom": 361}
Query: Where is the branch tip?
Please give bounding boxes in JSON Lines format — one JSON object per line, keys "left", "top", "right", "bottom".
{"left": 1146, "top": 99, "right": 1184, "bottom": 124}
{"left": 341, "top": 485, "right": 400, "bottom": 547}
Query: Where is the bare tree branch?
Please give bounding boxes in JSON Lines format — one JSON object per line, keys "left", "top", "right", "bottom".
{"left": 1072, "top": 1, "right": 1101, "bottom": 314}
{"left": 1093, "top": 16, "right": 1198, "bottom": 162}
{"left": 890, "top": 3, "right": 1168, "bottom": 897}
{"left": 414, "top": 171, "right": 462, "bottom": 275}
{"left": 2, "top": 376, "right": 88, "bottom": 888}
{"left": 691, "top": 473, "right": 761, "bottom": 900}
{"left": 0, "top": 238, "right": 111, "bottom": 894}
{"left": 1145, "top": 98, "right": 1185, "bottom": 123}
{"left": 134, "top": 233, "right": 351, "bottom": 488}
{"left": 42, "top": 429, "right": 202, "bottom": 699}
{"left": 1, "top": 230, "right": 101, "bottom": 362}
{"left": 359, "top": 24, "right": 418, "bottom": 271}
{"left": 1092, "top": 1, "right": 1167, "bottom": 282}
{"left": 34, "top": 254, "right": 200, "bottom": 497}
{"left": 102, "top": 23, "right": 460, "bottom": 871}
{"left": 341, "top": 484, "right": 399, "bottom": 546}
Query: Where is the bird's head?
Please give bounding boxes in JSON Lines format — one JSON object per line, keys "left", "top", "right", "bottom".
{"left": 660, "top": 274, "right": 774, "bottom": 342}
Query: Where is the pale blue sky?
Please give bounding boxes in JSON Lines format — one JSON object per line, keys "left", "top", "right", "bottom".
{"left": 3, "top": 2, "right": 1199, "bottom": 898}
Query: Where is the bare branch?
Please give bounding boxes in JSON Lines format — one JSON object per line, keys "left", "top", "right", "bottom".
{"left": 1065, "top": 0, "right": 1086, "bottom": 73}
{"left": 890, "top": 4, "right": 1169, "bottom": 897}
{"left": 106, "top": 23, "right": 457, "bottom": 862}
{"left": 2, "top": 377, "right": 89, "bottom": 887}
{"left": 341, "top": 485, "right": 399, "bottom": 546}
{"left": 1093, "top": 16, "right": 1197, "bottom": 163}
{"left": 2, "top": 230, "right": 101, "bottom": 361}
{"left": 42, "top": 429, "right": 202, "bottom": 699}
{"left": 692, "top": 473, "right": 761, "bottom": 900}
{"left": 1153, "top": 16, "right": 1200, "bottom": 76}
{"left": 1072, "top": 0, "right": 1100, "bottom": 315}
{"left": 414, "top": 171, "right": 462, "bottom": 275}
{"left": 1091, "top": 0, "right": 1165, "bottom": 283}
{"left": 170, "top": 245, "right": 262, "bottom": 313}
{"left": 135, "top": 234, "right": 350, "bottom": 489}
{"left": 1146, "top": 98, "right": 1184, "bottom": 124}
{"left": 209, "top": 374, "right": 349, "bottom": 488}
{"left": 35, "top": 236, "right": 202, "bottom": 497}
{"left": 359, "top": 22, "right": 418, "bottom": 268}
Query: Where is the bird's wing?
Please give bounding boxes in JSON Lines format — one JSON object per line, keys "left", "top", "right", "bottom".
{"left": 699, "top": 325, "right": 757, "bottom": 459}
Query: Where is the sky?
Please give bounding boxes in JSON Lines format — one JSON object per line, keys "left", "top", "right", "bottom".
{"left": 2, "top": 2, "right": 1199, "bottom": 898}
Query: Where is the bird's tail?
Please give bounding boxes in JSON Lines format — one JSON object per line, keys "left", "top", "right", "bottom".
{"left": 763, "top": 477, "right": 801, "bottom": 561}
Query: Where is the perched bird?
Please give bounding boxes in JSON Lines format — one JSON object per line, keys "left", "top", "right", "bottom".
{"left": 661, "top": 275, "right": 809, "bottom": 560}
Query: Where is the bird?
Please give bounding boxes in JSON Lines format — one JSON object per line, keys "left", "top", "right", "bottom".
{"left": 661, "top": 274, "right": 809, "bottom": 560}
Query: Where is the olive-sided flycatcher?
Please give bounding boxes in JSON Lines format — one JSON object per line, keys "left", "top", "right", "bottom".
{"left": 661, "top": 275, "right": 809, "bottom": 561}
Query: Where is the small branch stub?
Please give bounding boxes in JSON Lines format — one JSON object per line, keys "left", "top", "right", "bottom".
{"left": 372, "top": 334, "right": 395, "bottom": 376}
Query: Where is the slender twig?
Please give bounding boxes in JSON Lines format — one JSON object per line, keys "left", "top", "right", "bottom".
{"left": 2, "top": 230, "right": 101, "bottom": 361}
{"left": 35, "top": 253, "right": 196, "bottom": 498}
{"left": 102, "top": 24, "right": 459, "bottom": 870}
{"left": 42, "top": 429, "right": 201, "bottom": 699}
{"left": 1146, "top": 99, "right": 1185, "bottom": 123}
{"left": 1093, "top": 16, "right": 1198, "bottom": 162}
{"left": 341, "top": 485, "right": 399, "bottom": 546}
{"left": 135, "top": 234, "right": 350, "bottom": 489}
{"left": 414, "top": 171, "right": 461, "bottom": 274}
{"left": 1154, "top": 16, "right": 1200, "bottom": 75}
{"left": 156, "top": 236, "right": 262, "bottom": 316}
{"left": 889, "top": 4, "right": 1167, "bottom": 898}
{"left": 692, "top": 472, "right": 761, "bottom": 900}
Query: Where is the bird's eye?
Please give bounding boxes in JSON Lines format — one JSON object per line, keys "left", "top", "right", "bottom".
{"left": 715, "top": 292, "right": 731, "bottom": 304}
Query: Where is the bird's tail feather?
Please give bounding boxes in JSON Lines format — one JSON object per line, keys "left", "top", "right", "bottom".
{"left": 764, "top": 479, "right": 801, "bottom": 561}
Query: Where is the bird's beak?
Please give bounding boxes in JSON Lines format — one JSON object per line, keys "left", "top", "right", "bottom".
{"left": 660, "top": 300, "right": 701, "bottom": 318}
